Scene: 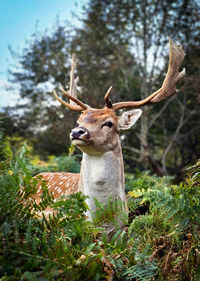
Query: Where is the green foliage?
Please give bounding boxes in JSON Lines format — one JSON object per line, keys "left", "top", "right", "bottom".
{"left": 125, "top": 170, "right": 172, "bottom": 192}
{"left": 92, "top": 197, "right": 128, "bottom": 228}
{"left": 0, "top": 131, "right": 199, "bottom": 280}
{"left": 50, "top": 155, "right": 80, "bottom": 173}
{"left": 32, "top": 154, "right": 80, "bottom": 175}
{"left": 128, "top": 165, "right": 200, "bottom": 231}
{"left": 68, "top": 143, "right": 76, "bottom": 156}
{"left": 0, "top": 119, "right": 13, "bottom": 161}
{"left": 0, "top": 146, "right": 95, "bottom": 280}
{"left": 0, "top": 146, "right": 157, "bottom": 280}
{"left": 127, "top": 164, "right": 200, "bottom": 280}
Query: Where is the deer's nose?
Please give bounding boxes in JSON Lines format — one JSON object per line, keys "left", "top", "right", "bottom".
{"left": 70, "top": 127, "right": 90, "bottom": 140}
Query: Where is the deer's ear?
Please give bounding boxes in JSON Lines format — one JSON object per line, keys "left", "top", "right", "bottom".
{"left": 117, "top": 109, "right": 142, "bottom": 130}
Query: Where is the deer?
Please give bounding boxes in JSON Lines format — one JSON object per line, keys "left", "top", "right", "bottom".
{"left": 34, "top": 38, "right": 185, "bottom": 229}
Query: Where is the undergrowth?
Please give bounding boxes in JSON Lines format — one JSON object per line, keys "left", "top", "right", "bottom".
{"left": 0, "top": 126, "right": 200, "bottom": 280}
{"left": 127, "top": 164, "right": 200, "bottom": 280}
{"left": 31, "top": 154, "right": 80, "bottom": 175}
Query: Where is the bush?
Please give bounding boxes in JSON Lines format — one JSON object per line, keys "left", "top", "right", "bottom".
{"left": 31, "top": 154, "right": 81, "bottom": 175}
{"left": 0, "top": 144, "right": 156, "bottom": 280}
{"left": 0, "top": 125, "right": 199, "bottom": 280}
{"left": 127, "top": 162, "right": 200, "bottom": 280}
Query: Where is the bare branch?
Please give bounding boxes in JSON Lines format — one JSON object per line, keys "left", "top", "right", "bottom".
{"left": 122, "top": 145, "right": 141, "bottom": 154}
{"left": 161, "top": 95, "right": 197, "bottom": 172}
{"left": 148, "top": 96, "right": 174, "bottom": 129}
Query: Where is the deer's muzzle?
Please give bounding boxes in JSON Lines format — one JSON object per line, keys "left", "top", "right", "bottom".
{"left": 70, "top": 127, "right": 90, "bottom": 142}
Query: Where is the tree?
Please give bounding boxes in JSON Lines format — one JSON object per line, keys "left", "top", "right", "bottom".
{"left": 7, "top": 0, "right": 200, "bottom": 175}
{"left": 9, "top": 16, "right": 141, "bottom": 157}
{"left": 76, "top": 0, "right": 200, "bottom": 175}
{"left": 8, "top": 24, "right": 78, "bottom": 157}
{"left": 71, "top": 1, "right": 141, "bottom": 108}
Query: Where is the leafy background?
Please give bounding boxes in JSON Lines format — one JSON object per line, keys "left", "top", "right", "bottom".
{"left": 1, "top": 0, "right": 200, "bottom": 177}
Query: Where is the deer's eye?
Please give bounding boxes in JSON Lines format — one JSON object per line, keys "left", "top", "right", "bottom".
{"left": 103, "top": 121, "right": 113, "bottom": 128}
{"left": 76, "top": 123, "right": 79, "bottom": 127}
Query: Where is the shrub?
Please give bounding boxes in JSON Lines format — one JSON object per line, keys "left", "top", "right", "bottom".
{"left": 0, "top": 144, "right": 156, "bottom": 280}
{"left": 31, "top": 154, "right": 81, "bottom": 175}
{"left": 0, "top": 122, "right": 199, "bottom": 280}
{"left": 128, "top": 161, "right": 200, "bottom": 280}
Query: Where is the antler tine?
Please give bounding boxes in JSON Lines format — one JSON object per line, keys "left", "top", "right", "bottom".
{"left": 69, "top": 54, "right": 78, "bottom": 106}
{"left": 59, "top": 87, "right": 87, "bottom": 110}
{"left": 53, "top": 90, "right": 84, "bottom": 111}
{"left": 104, "top": 85, "right": 113, "bottom": 108}
{"left": 53, "top": 54, "right": 88, "bottom": 111}
{"left": 112, "top": 38, "right": 186, "bottom": 111}
{"left": 149, "top": 38, "right": 185, "bottom": 103}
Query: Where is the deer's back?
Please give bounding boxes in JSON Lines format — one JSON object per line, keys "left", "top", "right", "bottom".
{"left": 34, "top": 172, "right": 80, "bottom": 204}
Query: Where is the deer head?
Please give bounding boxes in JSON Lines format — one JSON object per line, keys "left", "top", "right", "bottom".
{"left": 69, "top": 107, "right": 142, "bottom": 155}
{"left": 53, "top": 39, "right": 185, "bottom": 155}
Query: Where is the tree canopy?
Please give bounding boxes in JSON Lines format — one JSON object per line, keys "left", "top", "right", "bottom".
{"left": 4, "top": 0, "right": 200, "bottom": 176}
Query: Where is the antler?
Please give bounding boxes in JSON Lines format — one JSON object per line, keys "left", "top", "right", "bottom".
{"left": 53, "top": 54, "right": 87, "bottom": 111}
{"left": 104, "top": 85, "right": 113, "bottom": 108}
{"left": 106, "top": 38, "right": 185, "bottom": 111}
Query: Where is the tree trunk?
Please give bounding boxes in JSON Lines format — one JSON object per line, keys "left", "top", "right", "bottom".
{"left": 140, "top": 106, "right": 150, "bottom": 169}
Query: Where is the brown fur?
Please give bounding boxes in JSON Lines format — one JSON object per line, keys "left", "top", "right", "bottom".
{"left": 34, "top": 172, "right": 80, "bottom": 205}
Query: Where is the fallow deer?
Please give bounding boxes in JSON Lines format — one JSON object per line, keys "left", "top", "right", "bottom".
{"left": 34, "top": 39, "right": 185, "bottom": 226}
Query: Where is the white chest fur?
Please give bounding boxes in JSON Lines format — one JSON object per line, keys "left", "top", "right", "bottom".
{"left": 80, "top": 150, "right": 127, "bottom": 220}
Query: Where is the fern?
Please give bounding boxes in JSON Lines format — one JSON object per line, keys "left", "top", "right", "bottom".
{"left": 127, "top": 162, "right": 200, "bottom": 280}
{"left": 0, "top": 137, "right": 199, "bottom": 280}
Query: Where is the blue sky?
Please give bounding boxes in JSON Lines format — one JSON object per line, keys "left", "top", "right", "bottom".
{"left": 0, "top": 0, "right": 87, "bottom": 109}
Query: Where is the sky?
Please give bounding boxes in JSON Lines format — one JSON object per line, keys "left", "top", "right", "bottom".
{"left": 0, "top": 0, "right": 87, "bottom": 109}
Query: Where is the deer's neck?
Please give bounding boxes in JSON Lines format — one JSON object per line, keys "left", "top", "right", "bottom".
{"left": 79, "top": 143, "right": 126, "bottom": 220}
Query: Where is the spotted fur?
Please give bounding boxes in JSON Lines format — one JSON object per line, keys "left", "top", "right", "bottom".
{"left": 34, "top": 172, "right": 80, "bottom": 215}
